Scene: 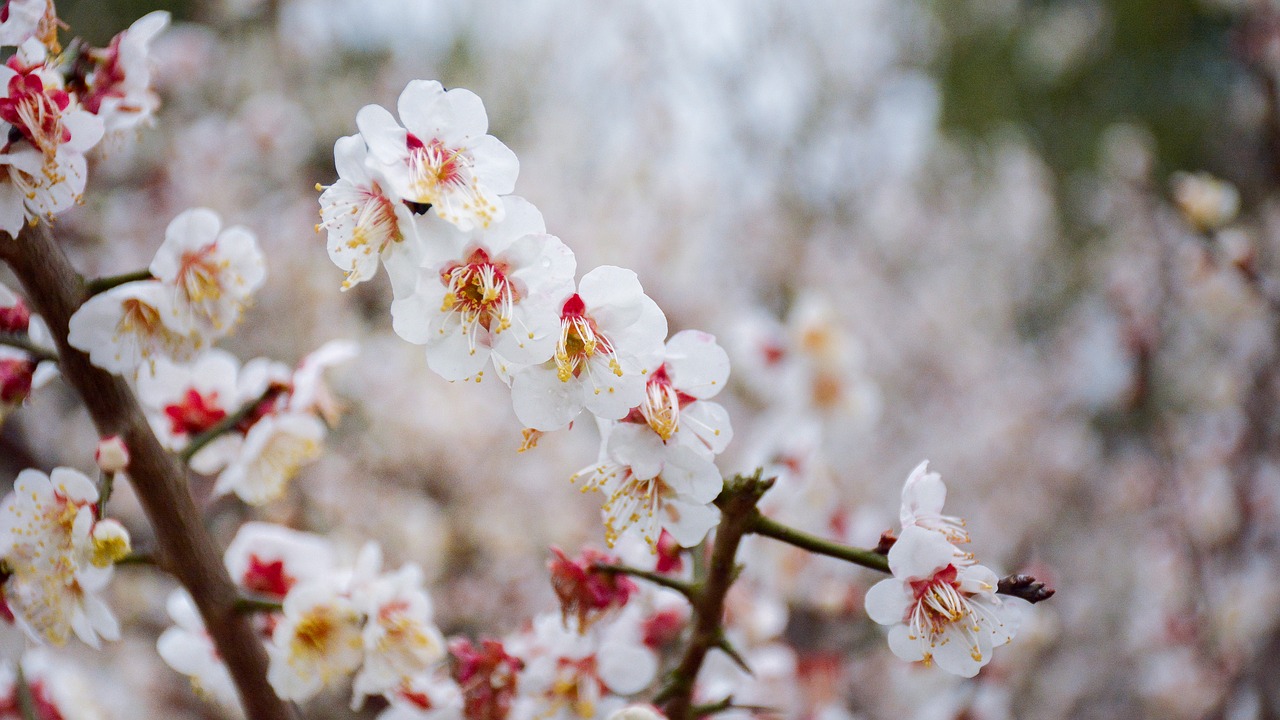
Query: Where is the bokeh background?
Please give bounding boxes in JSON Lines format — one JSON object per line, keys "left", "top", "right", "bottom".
{"left": 4, "top": 0, "right": 1280, "bottom": 718}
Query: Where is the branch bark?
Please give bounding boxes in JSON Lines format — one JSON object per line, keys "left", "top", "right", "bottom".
{"left": 0, "top": 225, "right": 294, "bottom": 720}
{"left": 658, "top": 471, "right": 773, "bottom": 720}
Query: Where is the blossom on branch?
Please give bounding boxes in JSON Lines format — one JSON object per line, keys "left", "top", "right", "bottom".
{"left": 864, "top": 526, "right": 1025, "bottom": 677}
{"left": 388, "top": 196, "right": 575, "bottom": 382}
{"left": 150, "top": 207, "right": 266, "bottom": 338}
{"left": 0, "top": 468, "right": 128, "bottom": 648}
{"left": 357, "top": 80, "right": 518, "bottom": 231}
{"left": 76, "top": 11, "right": 170, "bottom": 134}
{"left": 510, "top": 266, "right": 667, "bottom": 431}
{"left": 318, "top": 134, "right": 418, "bottom": 290}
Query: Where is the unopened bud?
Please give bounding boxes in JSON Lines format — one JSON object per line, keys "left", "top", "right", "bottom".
{"left": 0, "top": 358, "right": 34, "bottom": 404}
{"left": 95, "top": 436, "right": 130, "bottom": 474}
{"left": 90, "top": 519, "right": 132, "bottom": 567}
{"left": 0, "top": 298, "right": 29, "bottom": 334}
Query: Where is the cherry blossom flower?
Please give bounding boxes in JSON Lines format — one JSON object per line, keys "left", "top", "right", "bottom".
{"left": 548, "top": 546, "right": 637, "bottom": 631}
{"left": 899, "top": 461, "right": 972, "bottom": 546}
{"left": 0, "top": 468, "right": 127, "bottom": 647}
{"left": 389, "top": 197, "right": 576, "bottom": 382}
{"left": 573, "top": 422, "right": 722, "bottom": 549}
{"left": 378, "top": 671, "right": 465, "bottom": 720}
{"left": 357, "top": 80, "right": 518, "bottom": 231}
{"left": 864, "top": 526, "right": 1025, "bottom": 677}
{"left": 508, "top": 612, "right": 657, "bottom": 720}
{"left": 149, "top": 207, "right": 266, "bottom": 337}
{"left": 0, "top": 650, "right": 107, "bottom": 720}
{"left": 0, "top": 281, "right": 27, "bottom": 332}
{"left": 288, "top": 338, "right": 359, "bottom": 424}
{"left": 318, "top": 134, "right": 418, "bottom": 290}
{"left": 224, "top": 522, "right": 336, "bottom": 601}
{"left": 212, "top": 410, "right": 325, "bottom": 505}
{"left": 267, "top": 578, "right": 366, "bottom": 701}
{"left": 136, "top": 350, "right": 248, "bottom": 473}
{"left": 626, "top": 330, "right": 732, "bottom": 456}
{"left": 67, "top": 280, "right": 195, "bottom": 376}
{"left": 156, "top": 590, "right": 239, "bottom": 709}
{"left": 352, "top": 564, "right": 448, "bottom": 709}
{"left": 77, "top": 11, "right": 170, "bottom": 134}
{"left": 510, "top": 266, "right": 667, "bottom": 431}
{"left": 0, "top": 0, "right": 49, "bottom": 47}
{"left": 0, "top": 41, "right": 103, "bottom": 238}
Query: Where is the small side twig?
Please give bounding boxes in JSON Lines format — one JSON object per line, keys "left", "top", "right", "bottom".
{"left": 84, "top": 269, "right": 153, "bottom": 296}
{"left": 234, "top": 595, "right": 284, "bottom": 614}
{"left": 179, "top": 389, "right": 274, "bottom": 465}
{"left": 748, "top": 513, "right": 889, "bottom": 574}
{"left": 590, "top": 563, "right": 697, "bottom": 599}
{"left": 0, "top": 333, "right": 58, "bottom": 364}
{"left": 14, "top": 661, "right": 37, "bottom": 720}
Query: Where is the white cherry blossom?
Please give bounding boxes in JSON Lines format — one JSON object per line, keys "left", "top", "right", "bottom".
{"left": 0, "top": 468, "right": 126, "bottom": 648}
{"left": 628, "top": 330, "right": 732, "bottom": 457}
{"left": 79, "top": 11, "right": 170, "bottom": 134}
{"left": 357, "top": 80, "right": 518, "bottom": 231}
{"left": 318, "top": 134, "right": 418, "bottom": 290}
{"left": 510, "top": 266, "right": 667, "bottom": 431}
{"left": 212, "top": 411, "right": 325, "bottom": 505}
{"left": 67, "top": 280, "right": 195, "bottom": 376}
{"left": 136, "top": 350, "right": 248, "bottom": 473}
{"left": 572, "top": 422, "right": 721, "bottom": 549}
{"left": 224, "top": 522, "right": 336, "bottom": 599}
{"left": 351, "top": 564, "right": 447, "bottom": 709}
{"left": 149, "top": 207, "right": 266, "bottom": 337}
{"left": 899, "top": 460, "right": 970, "bottom": 546}
{"left": 864, "top": 526, "right": 1025, "bottom": 678}
{"left": 156, "top": 590, "right": 239, "bottom": 709}
{"left": 0, "top": 0, "right": 48, "bottom": 47}
{"left": 267, "top": 579, "right": 366, "bottom": 702}
{"left": 389, "top": 197, "right": 575, "bottom": 382}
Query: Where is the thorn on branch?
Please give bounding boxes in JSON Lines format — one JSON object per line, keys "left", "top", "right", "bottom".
{"left": 714, "top": 633, "right": 753, "bottom": 676}
{"left": 997, "top": 574, "right": 1055, "bottom": 604}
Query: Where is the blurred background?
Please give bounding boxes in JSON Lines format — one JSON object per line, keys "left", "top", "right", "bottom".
{"left": 5, "top": 0, "right": 1280, "bottom": 718}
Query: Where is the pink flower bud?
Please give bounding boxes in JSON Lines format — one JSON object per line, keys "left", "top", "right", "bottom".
{"left": 0, "top": 357, "right": 34, "bottom": 404}
{"left": 94, "top": 435, "right": 130, "bottom": 474}
{"left": 0, "top": 297, "right": 29, "bottom": 334}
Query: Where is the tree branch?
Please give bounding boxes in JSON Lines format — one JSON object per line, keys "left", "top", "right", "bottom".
{"left": 0, "top": 226, "right": 295, "bottom": 720}
{"left": 748, "top": 513, "right": 890, "bottom": 573}
{"left": 658, "top": 470, "right": 773, "bottom": 720}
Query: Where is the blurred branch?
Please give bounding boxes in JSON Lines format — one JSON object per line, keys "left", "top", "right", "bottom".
{"left": 0, "top": 333, "right": 58, "bottom": 363}
{"left": 0, "top": 225, "right": 295, "bottom": 720}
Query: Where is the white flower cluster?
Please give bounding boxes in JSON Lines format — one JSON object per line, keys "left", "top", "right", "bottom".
{"left": 318, "top": 81, "right": 735, "bottom": 551}
{"left": 0, "top": 467, "right": 131, "bottom": 648}
{"left": 158, "top": 522, "right": 449, "bottom": 710}
{"left": 0, "top": 9, "right": 169, "bottom": 238}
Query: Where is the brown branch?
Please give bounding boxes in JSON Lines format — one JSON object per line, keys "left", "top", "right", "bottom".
{"left": 658, "top": 471, "right": 773, "bottom": 720}
{"left": 0, "top": 226, "right": 295, "bottom": 720}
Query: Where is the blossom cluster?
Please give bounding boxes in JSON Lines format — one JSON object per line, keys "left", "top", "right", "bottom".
{"left": 159, "top": 523, "right": 450, "bottom": 711}
{"left": 318, "top": 81, "right": 733, "bottom": 552}
{"left": 0, "top": 5, "right": 168, "bottom": 239}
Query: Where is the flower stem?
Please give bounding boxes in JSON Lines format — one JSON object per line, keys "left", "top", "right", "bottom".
{"left": 0, "top": 333, "right": 58, "bottom": 364}
{"left": 235, "top": 595, "right": 284, "bottom": 613}
{"left": 590, "top": 562, "right": 697, "bottom": 599}
{"left": 0, "top": 225, "right": 296, "bottom": 720}
{"left": 96, "top": 471, "right": 115, "bottom": 517}
{"left": 84, "top": 268, "right": 153, "bottom": 296}
{"left": 747, "top": 513, "right": 890, "bottom": 574}
{"left": 658, "top": 470, "right": 774, "bottom": 720}
{"left": 179, "top": 389, "right": 273, "bottom": 465}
